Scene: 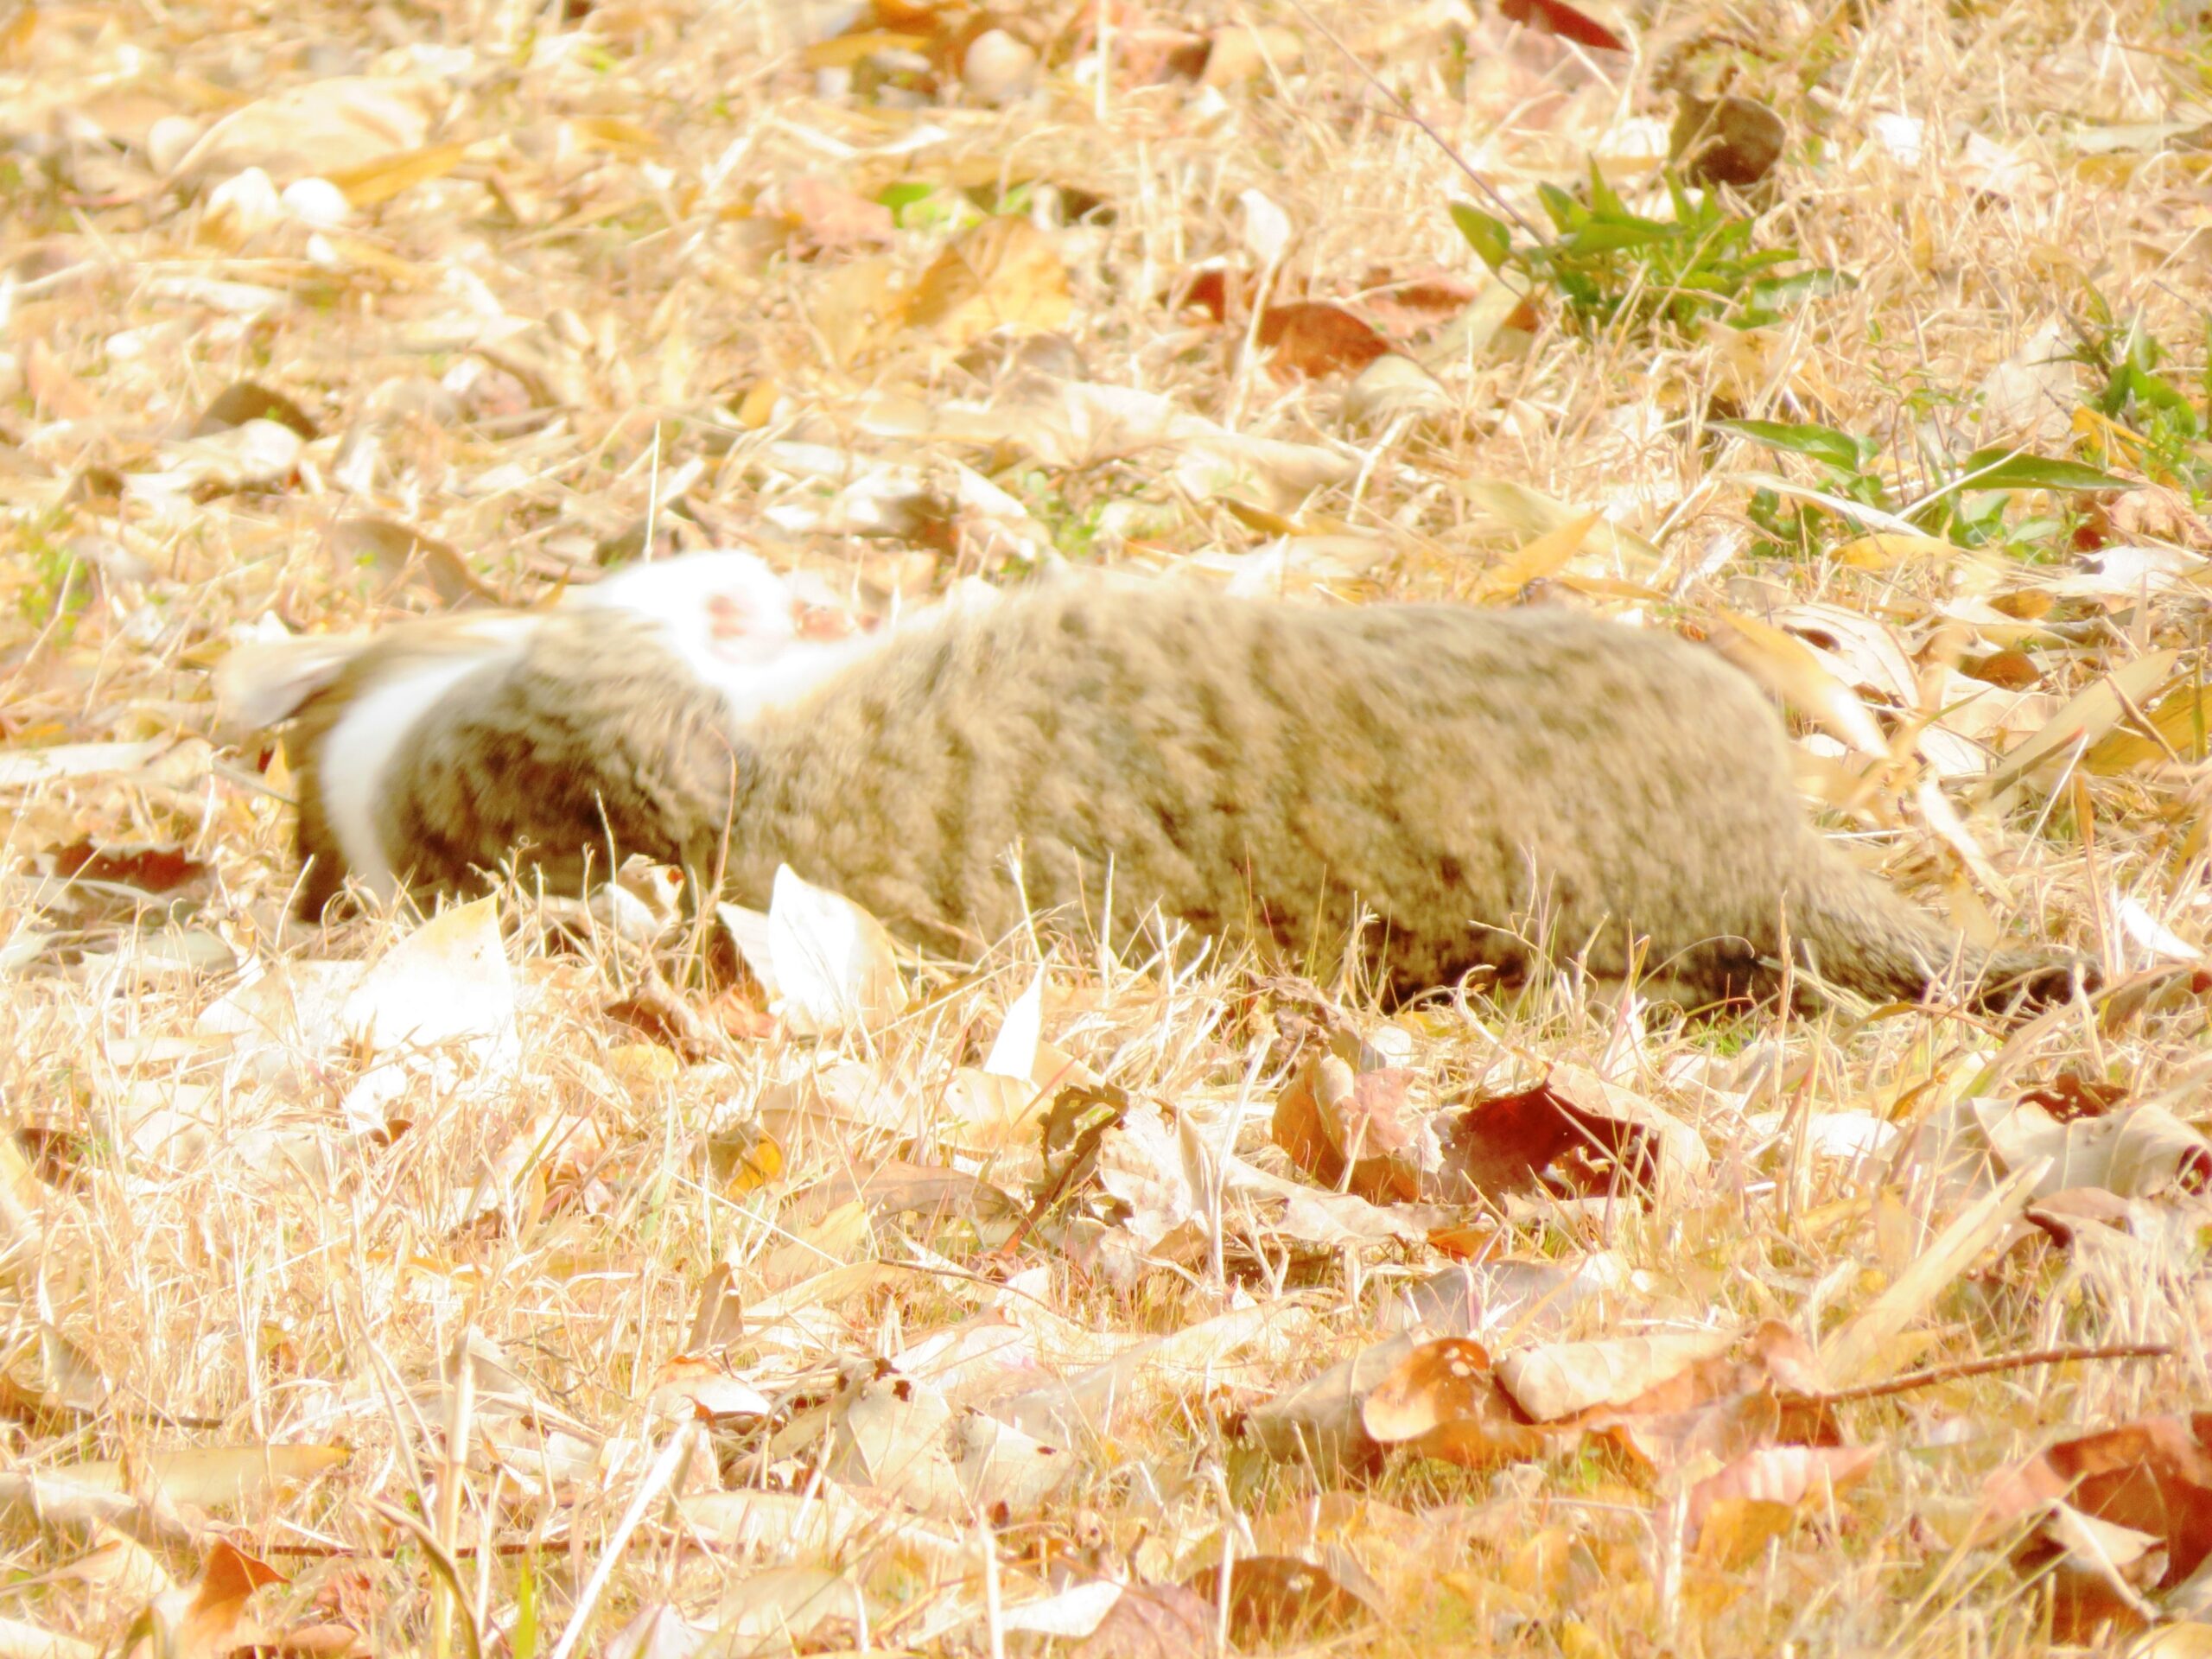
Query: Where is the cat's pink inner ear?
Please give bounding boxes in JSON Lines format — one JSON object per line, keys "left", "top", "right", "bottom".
{"left": 707, "top": 593, "right": 753, "bottom": 639}
{"left": 795, "top": 601, "right": 861, "bottom": 640}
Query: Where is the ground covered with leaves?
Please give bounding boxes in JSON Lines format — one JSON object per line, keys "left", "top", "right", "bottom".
{"left": 3, "top": 0, "right": 2211, "bottom": 1654}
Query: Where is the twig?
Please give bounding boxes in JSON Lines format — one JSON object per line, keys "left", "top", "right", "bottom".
{"left": 1784, "top": 1342, "right": 2173, "bottom": 1409}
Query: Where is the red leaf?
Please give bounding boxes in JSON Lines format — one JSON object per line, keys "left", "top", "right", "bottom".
{"left": 1499, "top": 0, "right": 1628, "bottom": 53}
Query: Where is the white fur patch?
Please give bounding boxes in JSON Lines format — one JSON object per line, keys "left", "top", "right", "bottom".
{"left": 317, "top": 623, "right": 533, "bottom": 899}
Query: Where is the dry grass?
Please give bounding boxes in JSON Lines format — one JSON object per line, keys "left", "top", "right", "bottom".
{"left": 1, "top": 0, "right": 2209, "bottom": 1654}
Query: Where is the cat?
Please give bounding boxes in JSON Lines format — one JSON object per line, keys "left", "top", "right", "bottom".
{"left": 219, "top": 550, "right": 865, "bottom": 916}
{"left": 247, "top": 574, "right": 2082, "bottom": 1012}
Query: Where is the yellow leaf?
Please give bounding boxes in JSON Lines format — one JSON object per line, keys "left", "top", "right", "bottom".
{"left": 606, "top": 1042, "right": 681, "bottom": 1093}
{"left": 569, "top": 116, "right": 661, "bottom": 158}
{"left": 719, "top": 1132, "right": 784, "bottom": 1193}
{"left": 1980, "top": 651, "right": 2180, "bottom": 796}
{"left": 803, "top": 30, "right": 931, "bottom": 69}
{"left": 1832, "top": 531, "right": 1960, "bottom": 569}
{"left": 324, "top": 140, "right": 470, "bottom": 207}
{"left": 1713, "top": 611, "right": 1890, "bottom": 758}
{"left": 1479, "top": 510, "right": 1600, "bottom": 598}
{"left": 2086, "top": 680, "right": 2212, "bottom": 772}
{"left": 906, "top": 215, "right": 1071, "bottom": 347}
{"left": 735, "top": 378, "right": 780, "bottom": 429}
{"left": 2073, "top": 404, "right": 2148, "bottom": 467}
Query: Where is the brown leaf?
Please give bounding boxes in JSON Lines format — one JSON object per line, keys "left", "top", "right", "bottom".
{"left": 1361, "top": 1338, "right": 1551, "bottom": 1469}
{"left": 1671, "top": 95, "right": 1788, "bottom": 189}
{"left": 1182, "top": 1556, "right": 1367, "bottom": 1646}
{"left": 1177, "top": 267, "right": 1249, "bottom": 323}
{"left": 1588, "top": 1386, "right": 1785, "bottom": 1482}
{"left": 2020, "top": 1071, "right": 2130, "bottom": 1122}
{"left": 1079, "top": 1581, "right": 1214, "bottom": 1656}
{"left": 1986, "top": 1414, "right": 2212, "bottom": 1587}
{"left": 1438, "top": 1063, "right": 1707, "bottom": 1201}
{"left": 129, "top": 1541, "right": 286, "bottom": 1659}
{"left": 1255, "top": 302, "right": 1390, "bottom": 379}
{"left": 1270, "top": 1055, "right": 1418, "bottom": 1203}
{"left": 191, "top": 380, "right": 317, "bottom": 439}
{"left": 1964, "top": 648, "right": 2044, "bottom": 690}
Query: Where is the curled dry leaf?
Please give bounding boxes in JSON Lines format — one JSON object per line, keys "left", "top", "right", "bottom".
{"left": 1360, "top": 1338, "right": 1551, "bottom": 1469}
{"left": 718, "top": 865, "right": 910, "bottom": 1036}
{"left": 1496, "top": 1329, "right": 1738, "bottom": 1422}
{"left": 1713, "top": 610, "right": 1891, "bottom": 759}
{"left": 129, "top": 1541, "right": 286, "bottom": 1659}
{"left": 1270, "top": 1053, "right": 1420, "bottom": 1203}
{"left": 1970, "top": 1097, "right": 2212, "bottom": 1199}
{"left": 2024, "top": 1503, "right": 2168, "bottom": 1639}
{"left": 1985, "top": 1413, "right": 2212, "bottom": 1589}
{"left": 1439, "top": 1063, "right": 1707, "bottom": 1202}
{"left": 1499, "top": 0, "right": 1630, "bottom": 52}
{"left": 1672, "top": 94, "right": 1788, "bottom": 189}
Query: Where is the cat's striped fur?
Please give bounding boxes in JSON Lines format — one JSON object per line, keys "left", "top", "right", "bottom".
{"left": 287, "top": 581, "right": 2080, "bottom": 1010}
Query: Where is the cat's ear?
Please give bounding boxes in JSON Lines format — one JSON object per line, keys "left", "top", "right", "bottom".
{"left": 214, "top": 633, "right": 374, "bottom": 730}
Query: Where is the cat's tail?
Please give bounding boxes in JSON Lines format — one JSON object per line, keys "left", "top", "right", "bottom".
{"left": 1790, "top": 849, "right": 2089, "bottom": 1014}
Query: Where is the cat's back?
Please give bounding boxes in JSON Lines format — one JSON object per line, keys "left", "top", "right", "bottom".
{"left": 730, "top": 580, "right": 1804, "bottom": 966}
{"left": 783, "top": 579, "right": 1783, "bottom": 784}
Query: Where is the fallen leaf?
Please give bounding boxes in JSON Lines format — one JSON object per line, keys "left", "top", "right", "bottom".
{"left": 1077, "top": 1581, "right": 1212, "bottom": 1656}
{"left": 1971, "top": 1098, "right": 2211, "bottom": 1198}
{"left": 1689, "top": 1443, "right": 1878, "bottom": 1532}
{"left": 177, "top": 78, "right": 437, "bottom": 183}
{"left": 323, "top": 140, "right": 469, "bottom": 208}
{"left": 57, "top": 1445, "right": 349, "bottom": 1510}
{"left": 1497, "top": 1330, "right": 1739, "bottom": 1422}
{"left": 719, "top": 866, "right": 910, "bottom": 1036}
{"left": 1183, "top": 1556, "right": 1369, "bottom": 1646}
{"left": 1439, "top": 1064, "right": 1708, "bottom": 1202}
{"left": 1986, "top": 1413, "right": 2212, "bottom": 1587}
{"left": 1271, "top": 1054, "right": 1420, "bottom": 1203}
{"left": 906, "top": 215, "right": 1071, "bottom": 347}
{"left": 1361, "top": 1338, "right": 1551, "bottom": 1469}
{"left": 1672, "top": 94, "right": 1788, "bottom": 189}
{"left": 340, "top": 897, "right": 516, "bottom": 1058}
{"left": 780, "top": 175, "right": 895, "bottom": 252}
{"left": 1499, "top": 0, "right": 1629, "bottom": 52}
{"left": 1250, "top": 302, "right": 1390, "bottom": 379}
{"left": 1983, "top": 651, "right": 2181, "bottom": 796}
